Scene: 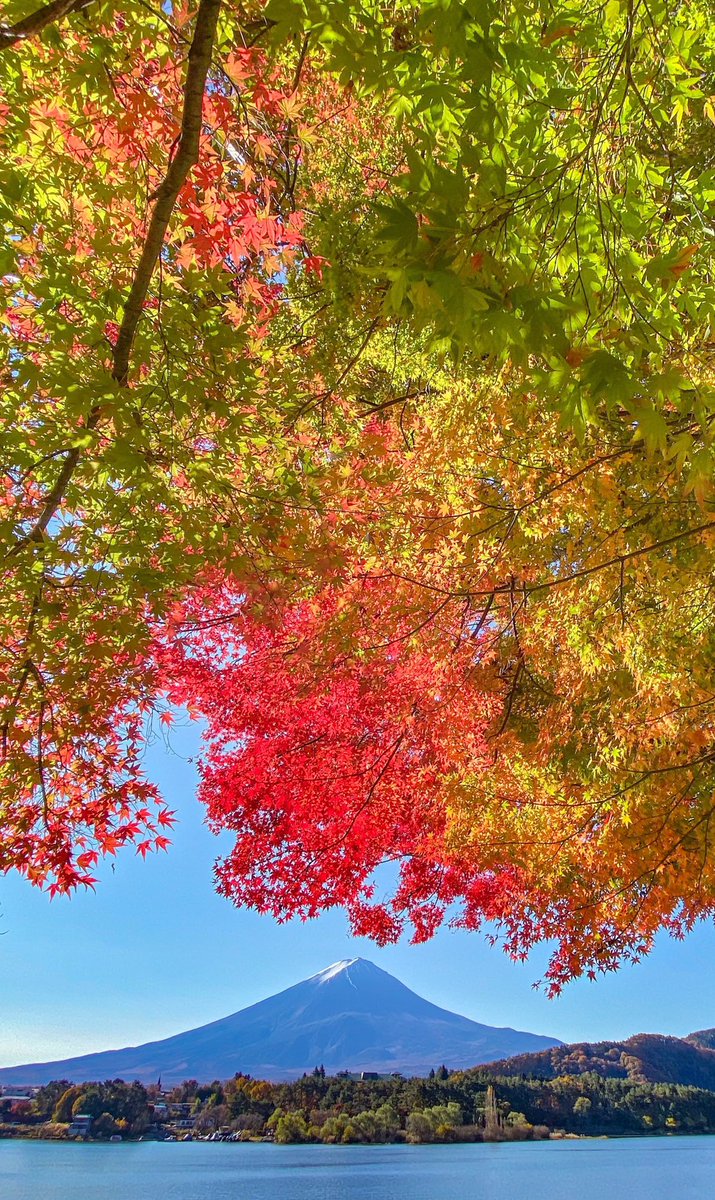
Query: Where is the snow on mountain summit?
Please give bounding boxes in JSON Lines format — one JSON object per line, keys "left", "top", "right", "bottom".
{"left": 312, "top": 958, "right": 361, "bottom": 983}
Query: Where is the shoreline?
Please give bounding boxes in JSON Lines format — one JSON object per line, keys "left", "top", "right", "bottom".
{"left": 0, "top": 1127, "right": 701, "bottom": 1146}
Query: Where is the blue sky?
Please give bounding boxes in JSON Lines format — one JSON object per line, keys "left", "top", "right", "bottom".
{"left": 1, "top": 716, "right": 715, "bottom": 1068}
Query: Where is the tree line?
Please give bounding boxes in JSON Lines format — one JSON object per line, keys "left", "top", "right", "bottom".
{"left": 5, "top": 1067, "right": 715, "bottom": 1142}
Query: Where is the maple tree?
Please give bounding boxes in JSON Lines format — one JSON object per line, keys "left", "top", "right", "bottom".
{"left": 2, "top": 0, "right": 715, "bottom": 987}
{"left": 166, "top": 364, "right": 715, "bottom": 991}
{"left": 1, "top": 0, "right": 312, "bottom": 889}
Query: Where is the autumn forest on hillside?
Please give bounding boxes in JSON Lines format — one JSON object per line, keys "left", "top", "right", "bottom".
{"left": 2, "top": 0, "right": 715, "bottom": 998}
{"left": 7, "top": 1065, "right": 715, "bottom": 1143}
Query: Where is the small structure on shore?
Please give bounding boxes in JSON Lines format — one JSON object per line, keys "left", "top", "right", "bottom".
{"left": 68, "top": 1114, "right": 93, "bottom": 1138}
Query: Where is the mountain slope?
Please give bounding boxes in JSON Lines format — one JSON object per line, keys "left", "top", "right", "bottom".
{"left": 477, "top": 1033, "right": 715, "bottom": 1090}
{"left": 686, "top": 1028, "right": 715, "bottom": 1051}
{"left": 0, "top": 957, "right": 560, "bottom": 1085}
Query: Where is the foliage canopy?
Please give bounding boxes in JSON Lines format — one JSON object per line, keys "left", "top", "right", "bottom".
{"left": 2, "top": 0, "right": 715, "bottom": 988}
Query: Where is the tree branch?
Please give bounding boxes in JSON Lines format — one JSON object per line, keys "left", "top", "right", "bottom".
{"left": 0, "top": 0, "right": 92, "bottom": 50}
{"left": 111, "top": 0, "right": 222, "bottom": 384}
{"left": 529, "top": 518, "right": 715, "bottom": 594}
{"left": 5, "top": 0, "right": 221, "bottom": 556}
{"left": 5, "top": 436, "right": 93, "bottom": 558}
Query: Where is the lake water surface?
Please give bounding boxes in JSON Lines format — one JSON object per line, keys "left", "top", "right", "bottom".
{"left": 1, "top": 1137, "right": 712, "bottom": 1199}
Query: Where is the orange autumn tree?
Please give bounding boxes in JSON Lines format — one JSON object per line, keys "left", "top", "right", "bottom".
{"left": 165, "top": 359, "right": 715, "bottom": 991}
{"left": 3, "top": 0, "right": 715, "bottom": 987}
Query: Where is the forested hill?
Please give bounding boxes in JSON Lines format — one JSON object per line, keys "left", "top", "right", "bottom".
{"left": 686, "top": 1030, "right": 715, "bottom": 1051}
{"left": 479, "top": 1034, "right": 715, "bottom": 1090}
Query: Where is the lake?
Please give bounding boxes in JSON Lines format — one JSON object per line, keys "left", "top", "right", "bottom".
{"left": 1, "top": 1137, "right": 713, "bottom": 1199}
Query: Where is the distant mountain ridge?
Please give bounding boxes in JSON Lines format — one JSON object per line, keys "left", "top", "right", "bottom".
{"left": 478, "top": 1032, "right": 715, "bottom": 1090}
{"left": 686, "top": 1028, "right": 715, "bottom": 1051}
{"left": 0, "top": 957, "right": 561, "bottom": 1086}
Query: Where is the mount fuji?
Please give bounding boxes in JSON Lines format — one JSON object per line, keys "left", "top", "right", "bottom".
{"left": 0, "top": 957, "right": 561, "bottom": 1085}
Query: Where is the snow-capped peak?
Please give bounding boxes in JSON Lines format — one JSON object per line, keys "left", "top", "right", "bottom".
{"left": 312, "top": 958, "right": 361, "bottom": 984}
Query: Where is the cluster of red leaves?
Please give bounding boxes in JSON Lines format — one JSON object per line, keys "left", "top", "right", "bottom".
{"left": 4, "top": 31, "right": 309, "bottom": 372}
{"left": 161, "top": 578, "right": 518, "bottom": 944}
{"left": 0, "top": 625, "right": 175, "bottom": 895}
{"left": 175, "top": 47, "right": 307, "bottom": 299}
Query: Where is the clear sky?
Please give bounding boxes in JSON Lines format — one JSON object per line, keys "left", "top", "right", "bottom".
{"left": 2, "top": 715, "right": 715, "bottom": 1069}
